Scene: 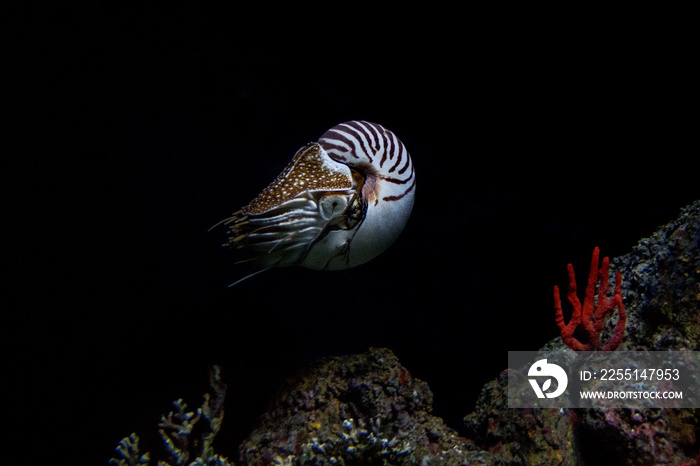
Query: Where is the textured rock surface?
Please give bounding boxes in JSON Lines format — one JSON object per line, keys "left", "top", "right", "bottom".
{"left": 570, "top": 200, "right": 700, "bottom": 465}
{"left": 614, "top": 201, "right": 700, "bottom": 352}
{"left": 232, "top": 201, "right": 699, "bottom": 465}
{"left": 237, "top": 347, "right": 483, "bottom": 465}
{"left": 465, "top": 201, "right": 700, "bottom": 465}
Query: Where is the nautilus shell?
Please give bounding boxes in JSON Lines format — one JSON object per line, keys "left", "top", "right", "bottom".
{"left": 215, "top": 121, "right": 415, "bottom": 283}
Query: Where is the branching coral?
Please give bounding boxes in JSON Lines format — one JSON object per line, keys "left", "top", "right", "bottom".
{"left": 109, "top": 433, "right": 151, "bottom": 466}
{"left": 554, "top": 247, "right": 626, "bottom": 351}
{"left": 109, "top": 366, "right": 232, "bottom": 466}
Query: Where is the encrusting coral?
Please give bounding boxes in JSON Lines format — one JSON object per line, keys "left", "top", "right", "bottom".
{"left": 110, "top": 350, "right": 482, "bottom": 465}
{"left": 237, "top": 347, "right": 479, "bottom": 465}
{"left": 554, "top": 246, "right": 627, "bottom": 351}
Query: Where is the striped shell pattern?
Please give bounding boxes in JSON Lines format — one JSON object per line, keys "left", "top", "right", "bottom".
{"left": 217, "top": 121, "right": 415, "bottom": 282}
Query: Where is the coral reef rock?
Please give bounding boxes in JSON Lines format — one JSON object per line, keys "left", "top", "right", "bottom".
{"left": 465, "top": 200, "right": 700, "bottom": 466}
{"left": 113, "top": 202, "right": 699, "bottom": 465}
{"left": 614, "top": 201, "right": 700, "bottom": 351}
{"left": 237, "top": 347, "right": 484, "bottom": 465}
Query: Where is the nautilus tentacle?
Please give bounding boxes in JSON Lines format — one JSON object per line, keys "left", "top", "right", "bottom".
{"left": 215, "top": 121, "right": 415, "bottom": 281}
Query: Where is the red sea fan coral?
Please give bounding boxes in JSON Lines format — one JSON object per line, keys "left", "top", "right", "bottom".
{"left": 554, "top": 247, "right": 626, "bottom": 351}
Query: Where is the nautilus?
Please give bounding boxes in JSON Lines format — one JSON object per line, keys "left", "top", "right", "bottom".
{"left": 213, "top": 121, "right": 415, "bottom": 285}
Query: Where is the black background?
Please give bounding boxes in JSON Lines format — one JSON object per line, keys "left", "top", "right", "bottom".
{"left": 7, "top": 6, "right": 697, "bottom": 463}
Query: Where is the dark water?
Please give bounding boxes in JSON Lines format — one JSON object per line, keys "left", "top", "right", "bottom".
{"left": 8, "top": 6, "right": 696, "bottom": 463}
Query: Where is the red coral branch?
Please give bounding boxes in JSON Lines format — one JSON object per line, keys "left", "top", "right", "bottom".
{"left": 553, "top": 247, "right": 626, "bottom": 351}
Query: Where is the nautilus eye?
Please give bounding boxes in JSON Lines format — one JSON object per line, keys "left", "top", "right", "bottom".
{"left": 213, "top": 121, "right": 415, "bottom": 284}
